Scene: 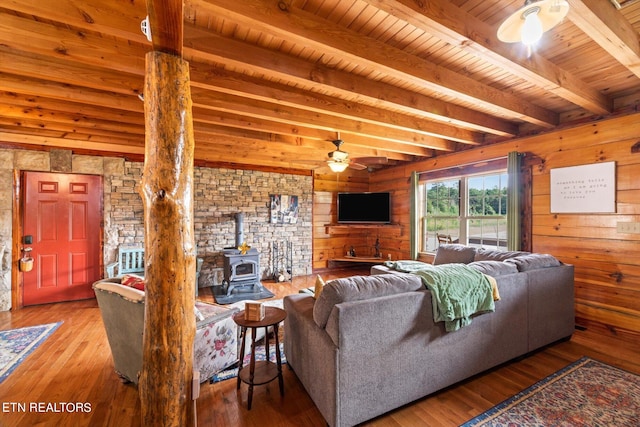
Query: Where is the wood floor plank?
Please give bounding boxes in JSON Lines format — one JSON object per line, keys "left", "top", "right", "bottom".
{"left": 1, "top": 267, "right": 639, "bottom": 426}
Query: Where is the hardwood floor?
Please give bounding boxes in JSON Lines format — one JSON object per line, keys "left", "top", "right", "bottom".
{"left": 1, "top": 268, "right": 639, "bottom": 427}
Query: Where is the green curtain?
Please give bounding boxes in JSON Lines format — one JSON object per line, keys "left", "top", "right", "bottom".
{"left": 507, "top": 152, "right": 523, "bottom": 251}
{"left": 410, "top": 171, "right": 419, "bottom": 259}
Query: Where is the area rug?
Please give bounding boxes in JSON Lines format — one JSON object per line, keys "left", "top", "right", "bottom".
{"left": 0, "top": 322, "right": 62, "bottom": 383}
{"left": 210, "top": 342, "right": 286, "bottom": 383}
{"left": 461, "top": 356, "right": 640, "bottom": 426}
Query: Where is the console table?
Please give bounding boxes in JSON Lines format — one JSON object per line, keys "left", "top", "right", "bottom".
{"left": 328, "top": 256, "right": 385, "bottom": 268}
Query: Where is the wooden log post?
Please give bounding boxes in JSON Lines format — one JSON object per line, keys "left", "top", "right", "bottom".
{"left": 138, "top": 49, "right": 196, "bottom": 427}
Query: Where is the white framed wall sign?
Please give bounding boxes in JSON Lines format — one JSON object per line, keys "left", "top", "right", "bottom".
{"left": 550, "top": 161, "right": 616, "bottom": 213}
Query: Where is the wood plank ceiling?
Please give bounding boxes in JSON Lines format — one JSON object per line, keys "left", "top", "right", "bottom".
{"left": 1, "top": 0, "right": 639, "bottom": 173}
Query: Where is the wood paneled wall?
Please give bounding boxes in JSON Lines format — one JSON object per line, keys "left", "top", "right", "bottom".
{"left": 314, "top": 113, "right": 640, "bottom": 337}
{"left": 313, "top": 169, "right": 369, "bottom": 269}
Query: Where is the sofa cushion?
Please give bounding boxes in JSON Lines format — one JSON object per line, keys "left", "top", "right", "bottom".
{"left": 473, "top": 249, "right": 527, "bottom": 262}
{"left": 467, "top": 260, "right": 519, "bottom": 277}
{"left": 505, "top": 253, "right": 561, "bottom": 271}
{"left": 312, "top": 273, "right": 423, "bottom": 328}
{"left": 433, "top": 244, "right": 476, "bottom": 265}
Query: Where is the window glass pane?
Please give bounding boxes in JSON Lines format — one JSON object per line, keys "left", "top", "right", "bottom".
{"left": 424, "top": 217, "right": 460, "bottom": 252}
{"left": 426, "top": 180, "right": 459, "bottom": 216}
{"left": 468, "top": 218, "right": 507, "bottom": 250}
{"left": 423, "top": 179, "right": 460, "bottom": 252}
{"left": 468, "top": 174, "right": 507, "bottom": 217}
{"left": 421, "top": 171, "right": 508, "bottom": 254}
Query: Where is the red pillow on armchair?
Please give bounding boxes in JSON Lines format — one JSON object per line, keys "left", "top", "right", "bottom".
{"left": 121, "top": 274, "right": 145, "bottom": 291}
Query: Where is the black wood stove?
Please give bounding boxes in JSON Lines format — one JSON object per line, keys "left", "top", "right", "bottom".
{"left": 213, "top": 213, "right": 275, "bottom": 304}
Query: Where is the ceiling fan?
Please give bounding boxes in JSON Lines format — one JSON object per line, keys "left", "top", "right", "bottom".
{"left": 326, "top": 134, "right": 387, "bottom": 173}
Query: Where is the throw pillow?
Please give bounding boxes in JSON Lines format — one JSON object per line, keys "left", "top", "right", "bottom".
{"left": 433, "top": 244, "right": 476, "bottom": 265}
{"left": 314, "top": 275, "right": 326, "bottom": 299}
{"left": 121, "top": 274, "right": 145, "bottom": 291}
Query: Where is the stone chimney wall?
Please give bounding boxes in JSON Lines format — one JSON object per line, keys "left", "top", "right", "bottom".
{"left": 105, "top": 162, "right": 313, "bottom": 287}
{"left": 0, "top": 148, "right": 313, "bottom": 311}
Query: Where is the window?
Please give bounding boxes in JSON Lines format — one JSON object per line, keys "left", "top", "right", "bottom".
{"left": 420, "top": 171, "right": 508, "bottom": 253}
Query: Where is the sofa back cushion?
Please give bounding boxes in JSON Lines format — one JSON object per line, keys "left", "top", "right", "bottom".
{"left": 433, "top": 244, "right": 476, "bottom": 265}
{"left": 505, "top": 253, "right": 561, "bottom": 271}
{"left": 313, "top": 273, "right": 423, "bottom": 328}
{"left": 467, "top": 260, "right": 519, "bottom": 276}
{"left": 473, "top": 249, "right": 527, "bottom": 262}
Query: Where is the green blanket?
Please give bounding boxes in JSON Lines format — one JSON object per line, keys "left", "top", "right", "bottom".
{"left": 384, "top": 261, "right": 494, "bottom": 332}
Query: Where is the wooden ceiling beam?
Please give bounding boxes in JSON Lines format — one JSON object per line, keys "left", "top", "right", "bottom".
{"left": 0, "top": 128, "right": 317, "bottom": 173}
{"left": 193, "top": 111, "right": 431, "bottom": 158}
{"left": 184, "top": 31, "right": 516, "bottom": 137}
{"left": 0, "top": 125, "right": 144, "bottom": 150}
{"left": 373, "top": 0, "right": 612, "bottom": 115}
{"left": 0, "top": 116, "right": 143, "bottom": 143}
{"left": 0, "top": 72, "right": 143, "bottom": 113}
{"left": 191, "top": 0, "right": 557, "bottom": 127}
{"left": 0, "top": 75, "right": 433, "bottom": 158}
{"left": 192, "top": 136, "right": 326, "bottom": 170}
{"left": 0, "top": 44, "right": 478, "bottom": 148}
{"left": 190, "top": 88, "right": 457, "bottom": 151}
{"left": 0, "top": 0, "right": 518, "bottom": 138}
{"left": 193, "top": 135, "right": 410, "bottom": 172}
{"left": 0, "top": 131, "right": 145, "bottom": 154}
{"left": 0, "top": 92, "right": 144, "bottom": 126}
{"left": 145, "top": 0, "right": 183, "bottom": 56}
{"left": 188, "top": 63, "right": 484, "bottom": 144}
{"left": 0, "top": 15, "right": 469, "bottom": 149}
{"left": 0, "top": 0, "right": 148, "bottom": 43}
{"left": 0, "top": 48, "right": 143, "bottom": 97}
{"left": 0, "top": 13, "right": 147, "bottom": 76}
{"left": 194, "top": 124, "right": 421, "bottom": 161}
{"left": 566, "top": 0, "right": 640, "bottom": 79}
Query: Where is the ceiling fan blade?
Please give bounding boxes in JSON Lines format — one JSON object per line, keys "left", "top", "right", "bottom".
{"left": 351, "top": 156, "right": 388, "bottom": 165}
{"left": 348, "top": 162, "right": 368, "bottom": 170}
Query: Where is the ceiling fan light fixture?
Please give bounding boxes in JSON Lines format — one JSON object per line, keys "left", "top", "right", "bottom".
{"left": 330, "top": 150, "right": 348, "bottom": 161}
{"left": 521, "top": 7, "right": 543, "bottom": 46}
{"left": 497, "top": 0, "right": 569, "bottom": 46}
{"left": 328, "top": 161, "right": 349, "bottom": 173}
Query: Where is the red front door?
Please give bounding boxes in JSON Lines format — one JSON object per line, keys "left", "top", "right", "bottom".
{"left": 23, "top": 171, "right": 102, "bottom": 305}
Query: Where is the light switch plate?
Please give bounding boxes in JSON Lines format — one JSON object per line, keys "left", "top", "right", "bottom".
{"left": 617, "top": 222, "right": 640, "bottom": 234}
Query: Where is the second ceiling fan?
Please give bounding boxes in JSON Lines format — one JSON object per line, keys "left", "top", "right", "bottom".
{"left": 326, "top": 134, "right": 387, "bottom": 172}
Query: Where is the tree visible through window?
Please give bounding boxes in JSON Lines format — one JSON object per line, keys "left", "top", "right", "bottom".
{"left": 421, "top": 172, "right": 508, "bottom": 253}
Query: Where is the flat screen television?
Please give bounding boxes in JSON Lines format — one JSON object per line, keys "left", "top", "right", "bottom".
{"left": 337, "top": 192, "right": 391, "bottom": 224}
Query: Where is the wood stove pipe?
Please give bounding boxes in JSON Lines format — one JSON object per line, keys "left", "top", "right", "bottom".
{"left": 235, "top": 212, "right": 245, "bottom": 248}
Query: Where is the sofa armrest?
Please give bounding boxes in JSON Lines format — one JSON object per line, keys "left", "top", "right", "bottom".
{"left": 284, "top": 294, "right": 339, "bottom": 425}
{"left": 526, "top": 264, "right": 575, "bottom": 350}
{"left": 194, "top": 303, "right": 239, "bottom": 382}
{"left": 194, "top": 302, "right": 239, "bottom": 328}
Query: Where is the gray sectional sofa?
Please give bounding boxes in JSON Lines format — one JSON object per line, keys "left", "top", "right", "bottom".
{"left": 283, "top": 245, "right": 574, "bottom": 427}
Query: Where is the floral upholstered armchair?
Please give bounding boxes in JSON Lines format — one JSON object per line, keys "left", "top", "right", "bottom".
{"left": 93, "top": 278, "right": 238, "bottom": 384}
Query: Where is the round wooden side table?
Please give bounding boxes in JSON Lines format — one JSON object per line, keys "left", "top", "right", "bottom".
{"left": 232, "top": 306, "right": 287, "bottom": 410}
